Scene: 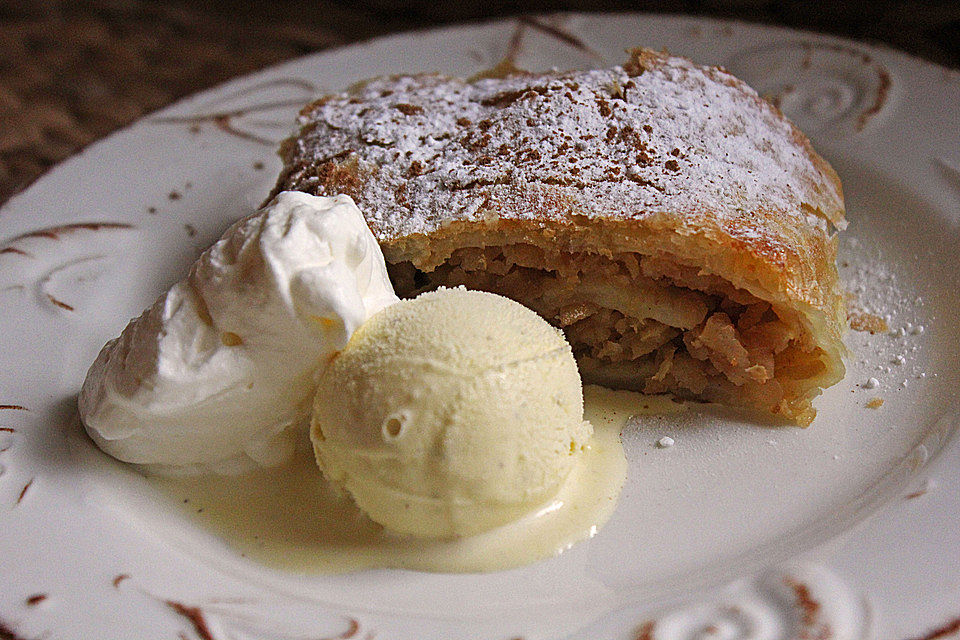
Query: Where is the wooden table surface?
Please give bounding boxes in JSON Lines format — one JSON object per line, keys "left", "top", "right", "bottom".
{"left": 2, "top": 0, "right": 958, "bottom": 205}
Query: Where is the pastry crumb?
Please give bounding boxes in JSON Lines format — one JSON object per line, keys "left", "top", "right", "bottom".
{"left": 848, "top": 311, "right": 888, "bottom": 334}
{"left": 866, "top": 397, "right": 884, "bottom": 409}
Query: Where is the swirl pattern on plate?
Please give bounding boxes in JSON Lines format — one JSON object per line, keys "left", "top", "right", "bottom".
{"left": 724, "top": 41, "right": 893, "bottom": 137}
{"left": 114, "top": 575, "right": 374, "bottom": 640}
{"left": 635, "top": 564, "right": 869, "bottom": 640}
{"left": 0, "top": 223, "right": 136, "bottom": 316}
{"left": 150, "top": 78, "right": 323, "bottom": 146}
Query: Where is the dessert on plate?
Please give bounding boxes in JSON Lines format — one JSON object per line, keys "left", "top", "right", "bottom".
{"left": 273, "top": 48, "right": 847, "bottom": 425}
{"left": 312, "top": 287, "right": 594, "bottom": 539}
{"left": 79, "top": 193, "right": 623, "bottom": 566}
{"left": 79, "top": 192, "right": 399, "bottom": 473}
{"left": 78, "top": 43, "right": 850, "bottom": 573}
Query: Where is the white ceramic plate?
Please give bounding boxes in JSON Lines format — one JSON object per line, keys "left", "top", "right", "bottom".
{"left": 2, "top": 13, "right": 959, "bottom": 640}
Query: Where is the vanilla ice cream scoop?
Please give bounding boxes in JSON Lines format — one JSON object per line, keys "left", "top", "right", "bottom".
{"left": 311, "top": 287, "right": 593, "bottom": 538}
{"left": 79, "top": 192, "right": 398, "bottom": 473}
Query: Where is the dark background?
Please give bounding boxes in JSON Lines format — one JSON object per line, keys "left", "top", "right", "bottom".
{"left": 2, "top": 0, "right": 958, "bottom": 205}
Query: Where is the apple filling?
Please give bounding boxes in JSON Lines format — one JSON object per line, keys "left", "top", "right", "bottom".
{"left": 388, "top": 243, "right": 829, "bottom": 424}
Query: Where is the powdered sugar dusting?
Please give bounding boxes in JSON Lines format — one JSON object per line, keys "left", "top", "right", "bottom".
{"left": 841, "top": 235, "right": 930, "bottom": 401}
{"left": 277, "top": 50, "right": 843, "bottom": 245}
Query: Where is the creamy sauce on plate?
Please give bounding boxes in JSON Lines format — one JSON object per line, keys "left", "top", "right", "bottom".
{"left": 147, "top": 387, "right": 680, "bottom": 573}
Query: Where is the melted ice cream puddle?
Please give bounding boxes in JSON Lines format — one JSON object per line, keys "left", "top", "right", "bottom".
{"left": 145, "top": 386, "right": 656, "bottom": 573}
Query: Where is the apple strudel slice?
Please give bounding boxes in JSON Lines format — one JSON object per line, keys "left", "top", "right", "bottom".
{"left": 272, "top": 48, "right": 847, "bottom": 425}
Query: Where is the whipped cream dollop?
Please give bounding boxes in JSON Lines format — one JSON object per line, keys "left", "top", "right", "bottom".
{"left": 79, "top": 192, "right": 399, "bottom": 474}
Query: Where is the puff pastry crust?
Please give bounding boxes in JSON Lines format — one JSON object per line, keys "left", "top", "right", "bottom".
{"left": 272, "top": 48, "right": 847, "bottom": 425}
